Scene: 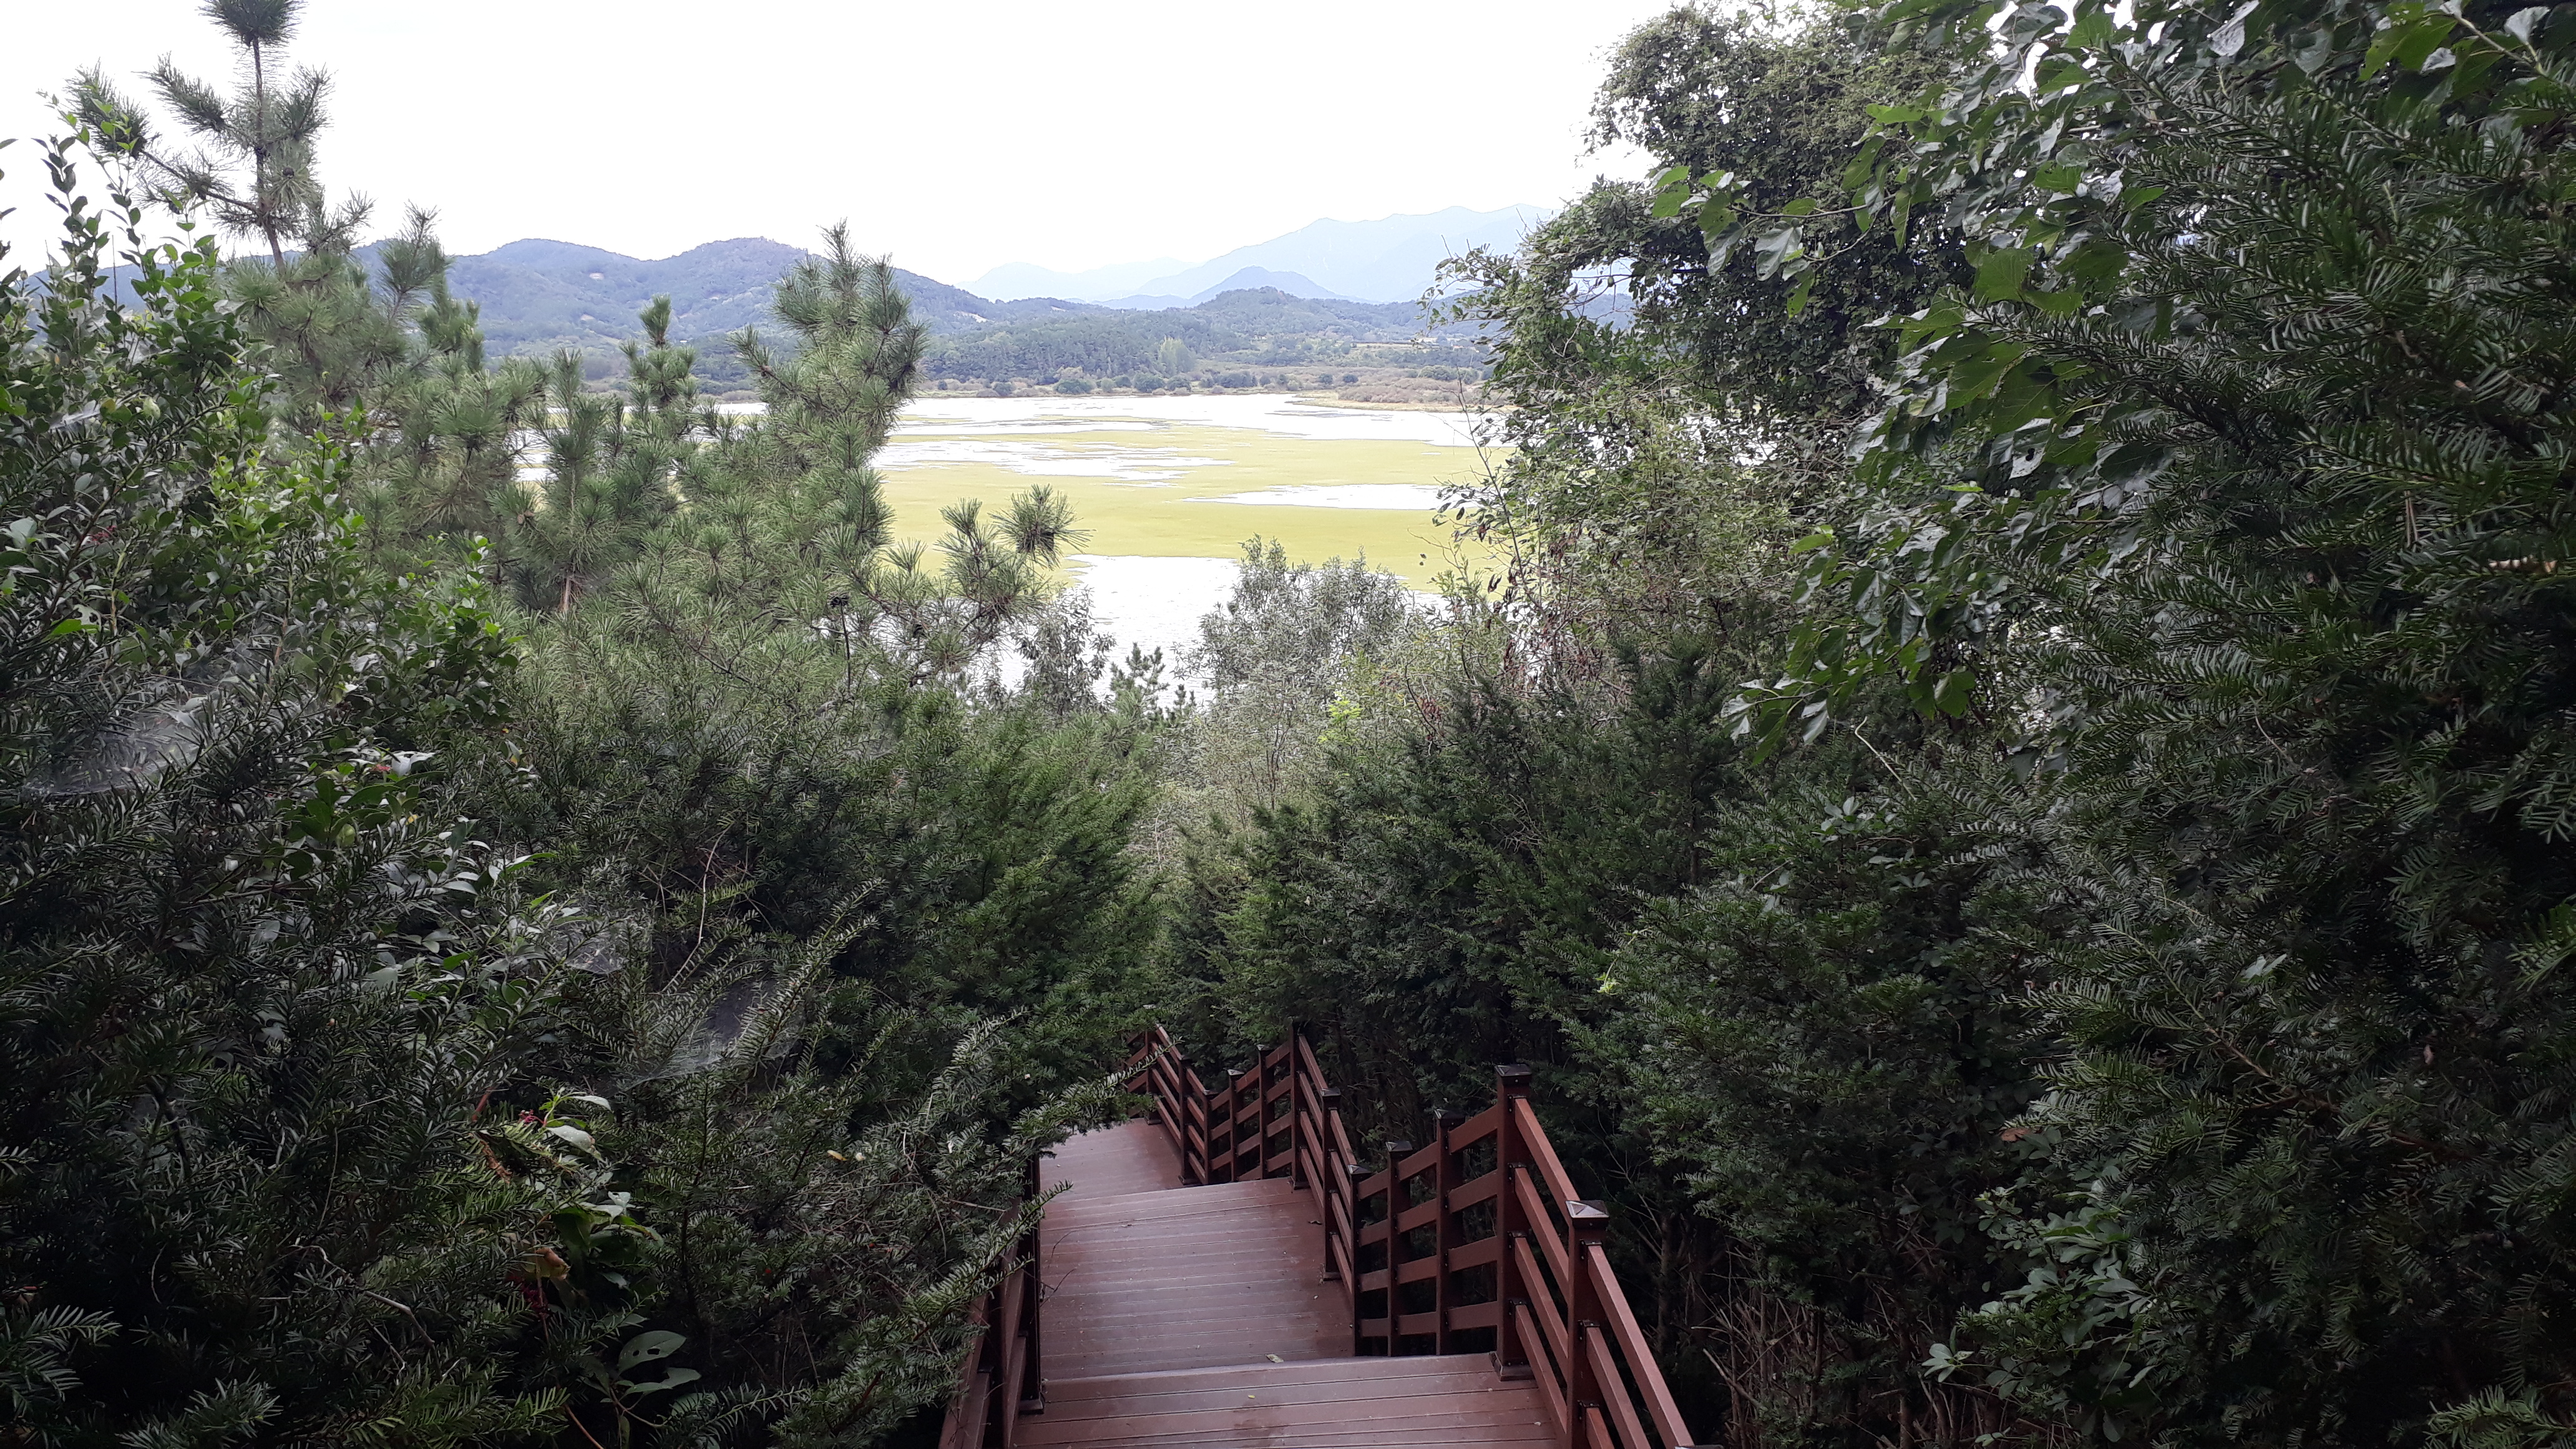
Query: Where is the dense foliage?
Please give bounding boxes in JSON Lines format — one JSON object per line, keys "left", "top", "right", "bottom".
{"left": 1178, "top": 2, "right": 2576, "bottom": 1448}
{"left": 17, "top": 0, "right": 2576, "bottom": 1445}
{"left": 2, "top": 8, "right": 1158, "bottom": 1435}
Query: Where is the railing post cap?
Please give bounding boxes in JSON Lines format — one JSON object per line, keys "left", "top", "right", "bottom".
{"left": 1385, "top": 1139, "right": 1415, "bottom": 1157}
{"left": 1495, "top": 1062, "right": 1533, "bottom": 1085}
{"left": 1568, "top": 1198, "right": 1610, "bottom": 1221}
{"left": 1319, "top": 1085, "right": 1342, "bottom": 1100}
{"left": 1430, "top": 1105, "right": 1465, "bottom": 1126}
{"left": 1344, "top": 1161, "right": 1370, "bottom": 1180}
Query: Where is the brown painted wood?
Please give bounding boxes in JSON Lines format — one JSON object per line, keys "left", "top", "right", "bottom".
{"left": 958, "top": 1039, "right": 1695, "bottom": 1448}
{"left": 1045, "top": 1119, "right": 1184, "bottom": 1199}
{"left": 1018, "top": 1355, "right": 1552, "bottom": 1447}
{"left": 1591, "top": 1241, "right": 1693, "bottom": 1449}
{"left": 1042, "top": 1171, "right": 1341, "bottom": 1378}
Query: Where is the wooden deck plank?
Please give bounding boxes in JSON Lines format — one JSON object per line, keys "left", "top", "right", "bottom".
{"left": 1039, "top": 1365, "right": 1523, "bottom": 1417}
{"left": 1007, "top": 1116, "right": 1546, "bottom": 1443}
{"left": 1017, "top": 1399, "right": 1553, "bottom": 1447}
{"left": 1044, "top": 1119, "right": 1184, "bottom": 1199}
{"left": 1041, "top": 1355, "right": 1505, "bottom": 1402}
{"left": 1042, "top": 1163, "right": 1340, "bottom": 1379}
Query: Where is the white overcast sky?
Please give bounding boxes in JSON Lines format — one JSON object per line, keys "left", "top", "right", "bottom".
{"left": 1, "top": 0, "right": 1676, "bottom": 284}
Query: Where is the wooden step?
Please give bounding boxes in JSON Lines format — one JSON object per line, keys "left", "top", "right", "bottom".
{"left": 1045, "top": 1176, "right": 1298, "bottom": 1227}
{"left": 1042, "top": 1163, "right": 1342, "bottom": 1378}
{"left": 1018, "top": 1355, "right": 1553, "bottom": 1447}
{"left": 1043, "top": 1118, "right": 1187, "bottom": 1199}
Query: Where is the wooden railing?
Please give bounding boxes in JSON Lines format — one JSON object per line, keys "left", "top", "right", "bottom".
{"left": 938, "top": 1159, "right": 1044, "bottom": 1449}
{"left": 1126, "top": 1027, "right": 1702, "bottom": 1449}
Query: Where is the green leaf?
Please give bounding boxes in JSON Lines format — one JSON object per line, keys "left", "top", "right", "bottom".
{"left": 1786, "top": 270, "right": 1820, "bottom": 318}
{"left": 624, "top": 1367, "right": 702, "bottom": 1398}
{"left": 1753, "top": 227, "right": 1807, "bottom": 278}
{"left": 2035, "top": 57, "right": 2087, "bottom": 94}
{"left": 2029, "top": 286, "right": 2084, "bottom": 318}
{"left": 2363, "top": 12, "right": 2456, "bottom": 77}
{"left": 1949, "top": 343, "right": 2031, "bottom": 401}
{"left": 617, "top": 1330, "right": 686, "bottom": 1372}
{"left": 1780, "top": 197, "right": 1821, "bottom": 218}
{"left": 2062, "top": 236, "right": 2129, "bottom": 288}
{"left": 1973, "top": 248, "right": 2034, "bottom": 302}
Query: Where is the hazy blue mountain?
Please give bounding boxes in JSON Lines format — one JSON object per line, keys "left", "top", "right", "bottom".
{"left": 969, "top": 206, "right": 1549, "bottom": 307}
{"left": 968, "top": 256, "right": 1188, "bottom": 302}
{"left": 1099, "top": 267, "right": 1359, "bottom": 311}
{"left": 1120, "top": 206, "right": 1547, "bottom": 304}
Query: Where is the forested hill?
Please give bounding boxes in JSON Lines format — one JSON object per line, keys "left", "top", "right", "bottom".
{"left": 442, "top": 236, "right": 1098, "bottom": 354}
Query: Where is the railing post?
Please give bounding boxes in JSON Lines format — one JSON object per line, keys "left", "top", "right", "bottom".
{"left": 1345, "top": 1158, "right": 1370, "bottom": 1354}
{"left": 1383, "top": 1138, "right": 1412, "bottom": 1354}
{"left": 1566, "top": 1198, "right": 1611, "bottom": 1449}
{"left": 1226, "top": 1067, "right": 1246, "bottom": 1181}
{"left": 1289, "top": 1026, "right": 1309, "bottom": 1190}
{"left": 1494, "top": 1063, "right": 1533, "bottom": 1380}
{"left": 1187, "top": 1052, "right": 1208, "bottom": 1185}
{"left": 1019, "top": 1155, "right": 1045, "bottom": 1421}
{"left": 1318, "top": 1083, "right": 1343, "bottom": 1273}
{"left": 1430, "top": 1104, "right": 1464, "bottom": 1355}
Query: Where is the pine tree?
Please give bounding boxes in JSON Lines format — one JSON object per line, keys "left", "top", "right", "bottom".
{"left": 492, "top": 301, "right": 698, "bottom": 613}
{"left": 0, "top": 128, "right": 608, "bottom": 1445}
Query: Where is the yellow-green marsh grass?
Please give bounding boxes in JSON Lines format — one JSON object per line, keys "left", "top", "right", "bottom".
{"left": 875, "top": 417, "right": 1500, "bottom": 590}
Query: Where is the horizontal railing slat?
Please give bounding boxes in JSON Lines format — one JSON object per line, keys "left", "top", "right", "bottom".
{"left": 1590, "top": 1241, "right": 1689, "bottom": 1449}
{"left": 1588, "top": 1316, "right": 1654, "bottom": 1449}
{"left": 1515, "top": 1232, "right": 1570, "bottom": 1368}
{"left": 1448, "top": 1236, "right": 1501, "bottom": 1271}
{"left": 1395, "top": 1139, "right": 1445, "bottom": 1182}
{"left": 1520, "top": 1300, "right": 1568, "bottom": 1435}
{"left": 1451, "top": 1101, "right": 1503, "bottom": 1144}
{"left": 1514, "top": 1097, "right": 1581, "bottom": 1209}
{"left": 1449, "top": 1300, "right": 1502, "bottom": 1330}
{"left": 1518, "top": 1167, "right": 1570, "bottom": 1287}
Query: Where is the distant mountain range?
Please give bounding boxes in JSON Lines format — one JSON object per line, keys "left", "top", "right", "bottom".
{"left": 57, "top": 213, "right": 1507, "bottom": 389}
{"left": 968, "top": 206, "right": 1549, "bottom": 307}
{"left": 415, "top": 236, "right": 1477, "bottom": 391}
{"left": 427, "top": 209, "right": 1535, "bottom": 373}
{"left": 442, "top": 237, "right": 1102, "bottom": 360}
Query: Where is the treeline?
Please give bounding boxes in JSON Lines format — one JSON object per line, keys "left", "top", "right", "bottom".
{"left": 919, "top": 288, "right": 1466, "bottom": 388}
{"left": 1157, "top": 3, "right": 2576, "bottom": 1449}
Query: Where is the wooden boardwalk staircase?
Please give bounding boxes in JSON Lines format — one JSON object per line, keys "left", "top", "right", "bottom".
{"left": 941, "top": 1031, "right": 1699, "bottom": 1449}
